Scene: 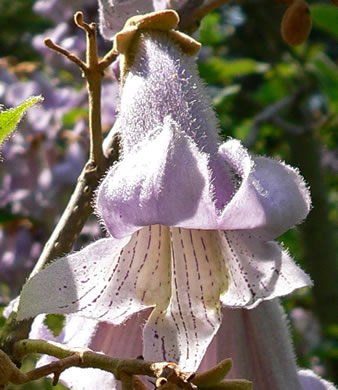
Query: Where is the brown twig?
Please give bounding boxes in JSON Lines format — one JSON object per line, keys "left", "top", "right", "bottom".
{"left": 74, "top": 12, "right": 99, "bottom": 72}
{"left": 193, "top": 0, "right": 234, "bottom": 21}
{"left": 178, "top": 0, "right": 234, "bottom": 34}
{"left": 44, "top": 38, "right": 87, "bottom": 73}
{"left": 10, "top": 340, "right": 172, "bottom": 385}
{"left": 0, "top": 340, "right": 251, "bottom": 389}
{"left": 45, "top": 12, "right": 118, "bottom": 168}
{"left": 0, "top": 11, "right": 118, "bottom": 356}
{"left": 76, "top": 12, "right": 103, "bottom": 166}
{"left": 244, "top": 89, "right": 306, "bottom": 148}
{"left": 99, "top": 47, "right": 119, "bottom": 72}
{"left": 0, "top": 349, "right": 81, "bottom": 386}
{"left": 74, "top": 11, "right": 94, "bottom": 35}
{"left": 29, "top": 11, "right": 119, "bottom": 275}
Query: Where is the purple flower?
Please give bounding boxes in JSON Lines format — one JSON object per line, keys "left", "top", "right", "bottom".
{"left": 33, "top": 0, "right": 95, "bottom": 24}
{"left": 29, "top": 303, "right": 336, "bottom": 390}
{"left": 198, "top": 300, "right": 336, "bottom": 390}
{"left": 0, "top": 224, "right": 41, "bottom": 298}
{"left": 298, "top": 370, "right": 336, "bottom": 390}
{"left": 18, "top": 11, "right": 311, "bottom": 371}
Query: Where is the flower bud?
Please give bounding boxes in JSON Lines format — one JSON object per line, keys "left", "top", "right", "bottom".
{"left": 281, "top": 0, "right": 312, "bottom": 46}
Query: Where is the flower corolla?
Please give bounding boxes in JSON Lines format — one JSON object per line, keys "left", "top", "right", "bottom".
{"left": 17, "top": 10, "right": 312, "bottom": 371}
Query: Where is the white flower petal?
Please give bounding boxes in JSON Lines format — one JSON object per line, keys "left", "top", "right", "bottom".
{"left": 216, "top": 140, "right": 311, "bottom": 240}
{"left": 144, "top": 228, "right": 228, "bottom": 370}
{"left": 298, "top": 369, "right": 337, "bottom": 390}
{"left": 219, "top": 231, "right": 312, "bottom": 308}
{"left": 18, "top": 227, "right": 171, "bottom": 324}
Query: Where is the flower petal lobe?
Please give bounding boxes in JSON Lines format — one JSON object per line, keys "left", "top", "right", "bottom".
{"left": 18, "top": 228, "right": 172, "bottom": 323}
{"left": 143, "top": 228, "right": 228, "bottom": 371}
{"left": 219, "top": 231, "right": 312, "bottom": 308}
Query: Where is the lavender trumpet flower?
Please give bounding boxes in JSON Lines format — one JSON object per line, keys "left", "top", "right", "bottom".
{"left": 18, "top": 10, "right": 312, "bottom": 371}
{"left": 199, "top": 300, "right": 336, "bottom": 390}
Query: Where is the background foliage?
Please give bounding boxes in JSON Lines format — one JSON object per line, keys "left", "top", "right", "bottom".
{"left": 0, "top": 0, "right": 337, "bottom": 388}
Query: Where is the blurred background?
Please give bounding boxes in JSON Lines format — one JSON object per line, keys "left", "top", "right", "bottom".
{"left": 0, "top": 0, "right": 337, "bottom": 388}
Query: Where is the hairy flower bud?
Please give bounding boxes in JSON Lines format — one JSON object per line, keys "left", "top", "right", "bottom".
{"left": 281, "top": 0, "right": 312, "bottom": 46}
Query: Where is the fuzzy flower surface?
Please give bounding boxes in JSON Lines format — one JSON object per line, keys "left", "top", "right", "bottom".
{"left": 18, "top": 11, "right": 311, "bottom": 371}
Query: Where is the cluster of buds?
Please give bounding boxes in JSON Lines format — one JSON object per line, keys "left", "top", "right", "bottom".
{"left": 277, "top": 0, "right": 312, "bottom": 46}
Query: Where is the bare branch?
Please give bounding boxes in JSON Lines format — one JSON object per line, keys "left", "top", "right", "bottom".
{"left": 99, "top": 48, "right": 119, "bottom": 72}
{"left": 29, "top": 141, "right": 117, "bottom": 278}
{"left": 74, "top": 11, "right": 96, "bottom": 36}
{"left": 178, "top": 0, "right": 234, "bottom": 34}
{"left": 0, "top": 340, "right": 251, "bottom": 389}
{"left": 44, "top": 38, "right": 87, "bottom": 73}
{"left": 245, "top": 90, "right": 304, "bottom": 148}
{"left": 0, "top": 11, "right": 121, "bottom": 354}
{"left": 270, "top": 116, "right": 306, "bottom": 135}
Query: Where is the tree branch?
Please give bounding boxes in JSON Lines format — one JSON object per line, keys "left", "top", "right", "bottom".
{"left": 0, "top": 349, "right": 82, "bottom": 386}
{"left": 29, "top": 11, "right": 120, "bottom": 273}
{"left": 0, "top": 340, "right": 252, "bottom": 389}
{"left": 99, "top": 47, "right": 119, "bottom": 72}
{"left": 245, "top": 89, "right": 307, "bottom": 148}
{"left": 0, "top": 11, "right": 119, "bottom": 355}
{"left": 177, "top": 0, "right": 234, "bottom": 34}
{"left": 44, "top": 38, "right": 87, "bottom": 73}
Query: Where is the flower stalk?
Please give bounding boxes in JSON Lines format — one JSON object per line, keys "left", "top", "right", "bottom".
{"left": 0, "top": 339, "right": 252, "bottom": 389}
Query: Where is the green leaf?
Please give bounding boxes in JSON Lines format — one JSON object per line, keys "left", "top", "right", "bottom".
{"left": 311, "top": 4, "right": 338, "bottom": 39}
{"left": 234, "top": 119, "right": 252, "bottom": 142}
{"left": 199, "top": 57, "right": 269, "bottom": 85}
{"left": 212, "top": 85, "right": 241, "bottom": 106}
{"left": 255, "top": 78, "right": 289, "bottom": 105}
{"left": 0, "top": 95, "right": 43, "bottom": 145}
{"left": 309, "top": 53, "right": 338, "bottom": 111}
{"left": 199, "top": 13, "right": 224, "bottom": 46}
{"left": 44, "top": 314, "right": 65, "bottom": 337}
{"left": 0, "top": 209, "right": 20, "bottom": 224}
{"left": 63, "top": 107, "right": 88, "bottom": 127}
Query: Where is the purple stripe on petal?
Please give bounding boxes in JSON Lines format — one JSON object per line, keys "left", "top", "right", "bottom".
{"left": 143, "top": 227, "right": 225, "bottom": 371}
{"left": 219, "top": 230, "right": 312, "bottom": 308}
